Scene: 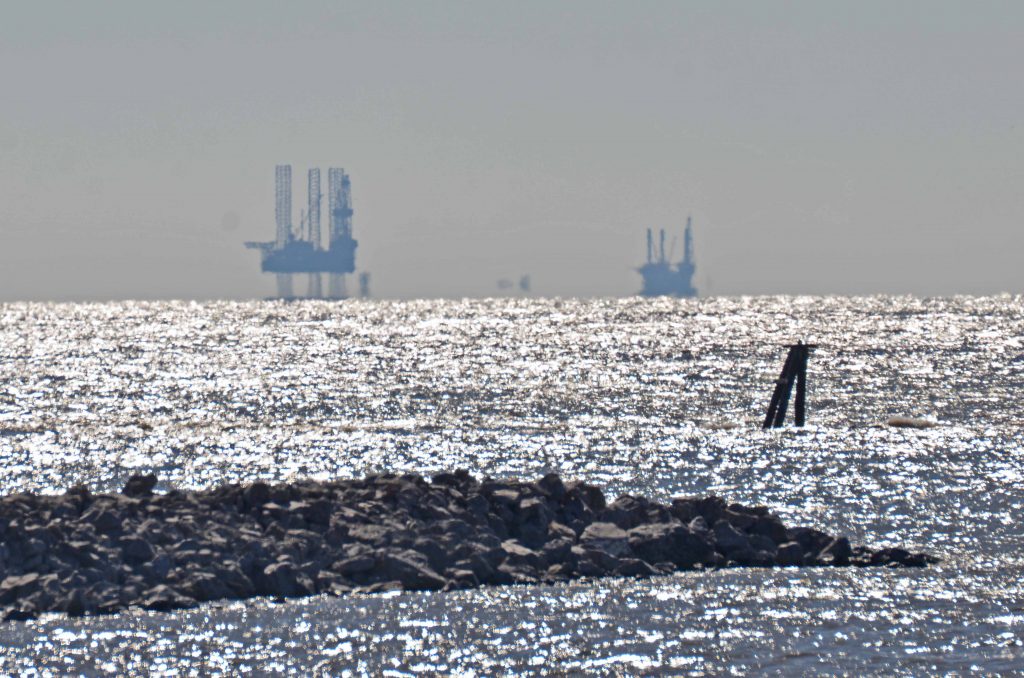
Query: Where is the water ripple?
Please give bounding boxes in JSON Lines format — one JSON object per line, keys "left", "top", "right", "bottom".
{"left": 1, "top": 296, "right": 1022, "bottom": 672}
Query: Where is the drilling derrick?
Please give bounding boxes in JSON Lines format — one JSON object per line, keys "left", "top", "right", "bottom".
{"left": 676, "top": 216, "right": 696, "bottom": 296}
{"left": 246, "top": 163, "right": 360, "bottom": 300}
{"left": 307, "top": 168, "right": 321, "bottom": 248}
{"left": 327, "top": 168, "right": 356, "bottom": 298}
{"left": 307, "top": 169, "right": 322, "bottom": 298}
{"left": 275, "top": 165, "right": 292, "bottom": 248}
{"left": 273, "top": 165, "right": 293, "bottom": 295}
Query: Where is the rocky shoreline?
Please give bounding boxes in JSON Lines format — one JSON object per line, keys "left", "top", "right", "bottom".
{"left": 0, "top": 471, "right": 936, "bottom": 621}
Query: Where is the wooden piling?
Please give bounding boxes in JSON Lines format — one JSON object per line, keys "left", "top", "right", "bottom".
{"left": 763, "top": 341, "right": 814, "bottom": 429}
{"left": 794, "top": 343, "right": 808, "bottom": 426}
{"left": 763, "top": 347, "right": 797, "bottom": 429}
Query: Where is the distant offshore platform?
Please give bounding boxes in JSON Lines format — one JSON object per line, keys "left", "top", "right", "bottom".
{"left": 637, "top": 217, "right": 697, "bottom": 297}
{"left": 246, "top": 165, "right": 368, "bottom": 300}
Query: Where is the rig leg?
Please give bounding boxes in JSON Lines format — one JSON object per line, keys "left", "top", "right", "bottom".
{"left": 328, "top": 273, "right": 347, "bottom": 300}
{"left": 307, "top": 273, "right": 323, "bottom": 299}
{"left": 276, "top": 273, "right": 293, "bottom": 299}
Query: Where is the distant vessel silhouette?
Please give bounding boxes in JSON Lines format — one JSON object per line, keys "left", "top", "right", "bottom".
{"left": 637, "top": 217, "right": 697, "bottom": 297}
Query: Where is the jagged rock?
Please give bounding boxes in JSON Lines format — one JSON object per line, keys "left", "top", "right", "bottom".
{"left": 447, "top": 568, "right": 479, "bottom": 588}
{"left": 0, "top": 573, "right": 40, "bottom": 605}
{"left": 501, "top": 540, "right": 544, "bottom": 570}
{"left": 348, "top": 523, "right": 390, "bottom": 546}
{"left": 511, "top": 496, "right": 553, "bottom": 547}
{"left": 490, "top": 489, "right": 521, "bottom": 506}
{"left": 573, "top": 546, "right": 621, "bottom": 576}
{"left": 690, "top": 496, "right": 727, "bottom": 525}
{"left": 688, "top": 516, "right": 709, "bottom": 534}
{"left": 569, "top": 482, "right": 606, "bottom": 512}
{"left": 244, "top": 482, "right": 271, "bottom": 510}
{"left": 541, "top": 535, "right": 574, "bottom": 564}
{"left": 615, "top": 558, "right": 659, "bottom": 577}
{"left": 748, "top": 533, "right": 778, "bottom": 556}
{"left": 669, "top": 498, "right": 697, "bottom": 523}
{"left": 818, "top": 537, "right": 853, "bottom": 566}
{"left": 180, "top": 572, "right": 232, "bottom": 601}
{"left": 82, "top": 509, "right": 123, "bottom": 535}
{"left": 140, "top": 584, "right": 192, "bottom": 611}
{"left": 628, "top": 522, "right": 713, "bottom": 568}
{"left": 787, "top": 526, "right": 832, "bottom": 559}
{"left": 378, "top": 551, "right": 447, "bottom": 590}
{"left": 534, "top": 473, "right": 566, "bottom": 501}
{"left": 870, "top": 548, "right": 936, "bottom": 567}
{"left": 333, "top": 555, "right": 375, "bottom": 575}
{"left": 410, "top": 537, "right": 449, "bottom": 572}
{"left": 120, "top": 537, "right": 155, "bottom": 564}
{"left": 749, "top": 515, "right": 789, "bottom": 544}
{"left": 59, "top": 587, "right": 87, "bottom": 617}
{"left": 713, "top": 519, "right": 752, "bottom": 559}
{"left": 601, "top": 495, "right": 653, "bottom": 530}
{"left": 259, "top": 562, "right": 310, "bottom": 597}
{"left": 0, "top": 471, "right": 936, "bottom": 621}
{"left": 580, "top": 522, "right": 629, "bottom": 557}
{"left": 122, "top": 473, "right": 158, "bottom": 498}
{"left": 723, "top": 508, "right": 756, "bottom": 530}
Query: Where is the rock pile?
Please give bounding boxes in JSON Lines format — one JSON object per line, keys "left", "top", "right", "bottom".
{"left": 0, "top": 471, "right": 936, "bottom": 620}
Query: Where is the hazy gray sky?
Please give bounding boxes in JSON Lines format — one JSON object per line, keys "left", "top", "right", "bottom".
{"left": 1, "top": 1, "right": 1021, "bottom": 300}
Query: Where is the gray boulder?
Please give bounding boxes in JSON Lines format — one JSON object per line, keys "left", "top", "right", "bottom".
{"left": 333, "top": 554, "right": 376, "bottom": 575}
{"left": 120, "top": 537, "right": 155, "bottom": 564}
{"left": 259, "top": 562, "right": 310, "bottom": 597}
{"left": 601, "top": 495, "right": 652, "bottom": 530}
{"left": 712, "top": 520, "right": 754, "bottom": 562}
{"left": 140, "top": 584, "right": 192, "bottom": 611}
{"left": 580, "top": 522, "right": 629, "bottom": 557}
{"left": 534, "top": 473, "right": 566, "bottom": 501}
{"left": 775, "top": 541, "right": 804, "bottom": 566}
{"left": 122, "top": 474, "right": 158, "bottom": 498}
{"left": 378, "top": 551, "right": 447, "bottom": 590}
{"left": 83, "top": 509, "right": 123, "bottom": 536}
{"left": 615, "top": 558, "right": 659, "bottom": 577}
{"left": 628, "top": 522, "right": 713, "bottom": 568}
{"left": 572, "top": 546, "right": 621, "bottom": 576}
{"left": 0, "top": 573, "right": 41, "bottom": 605}
{"left": 817, "top": 537, "right": 853, "bottom": 566}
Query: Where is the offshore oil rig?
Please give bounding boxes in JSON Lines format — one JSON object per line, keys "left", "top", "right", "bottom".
{"left": 637, "top": 217, "right": 697, "bottom": 297}
{"left": 246, "top": 165, "right": 361, "bottom": 299}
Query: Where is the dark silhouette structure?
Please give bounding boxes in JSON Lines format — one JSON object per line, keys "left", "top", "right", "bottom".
{"left": 763, "top": 342, "right": 814, "bottom": 428}
{"left": 637, "top": 217, "right": 697, "bottom": 297}
{"left": 246, "top": 165, "right": 358, "bottom": 299}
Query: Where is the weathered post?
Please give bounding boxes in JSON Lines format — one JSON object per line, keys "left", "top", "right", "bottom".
{"left": 763, "top": 341, "right": 814, "bottom": 429}
{"left": 763, "top": 347, "right": 797, "bottom": 429}
{"left": 793, "top": 343, "right": 809, "bottom": 426}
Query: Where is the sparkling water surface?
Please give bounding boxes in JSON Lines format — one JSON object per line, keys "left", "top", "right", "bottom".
{"left": 1, "top": 296, "right": 1022, "bottom": 674}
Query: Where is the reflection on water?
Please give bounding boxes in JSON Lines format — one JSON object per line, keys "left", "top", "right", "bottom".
{"left": 1, "top": 296, "right": 1022, "bottom": 673}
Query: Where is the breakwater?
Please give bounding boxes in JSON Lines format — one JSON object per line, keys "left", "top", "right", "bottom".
{"left": 0, "top": 471, "right": 936, "bottom": 620}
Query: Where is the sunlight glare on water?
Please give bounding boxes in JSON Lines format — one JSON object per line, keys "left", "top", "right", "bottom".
{"left": 0, "top": 296, "right": 1022, "bottom": 673}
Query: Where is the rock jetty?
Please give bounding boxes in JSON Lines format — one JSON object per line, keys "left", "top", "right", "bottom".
{"left": 0, "top": 471, "right": 936, "bottom": 620}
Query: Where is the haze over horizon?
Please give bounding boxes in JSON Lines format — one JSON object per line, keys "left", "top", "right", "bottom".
{"left": 1, "top": 2, "right": 1021, "bottom": 301}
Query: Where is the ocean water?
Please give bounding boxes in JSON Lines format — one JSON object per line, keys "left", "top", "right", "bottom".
{"left": 0, "top": 295, "right": 1022, "bottom": 675}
